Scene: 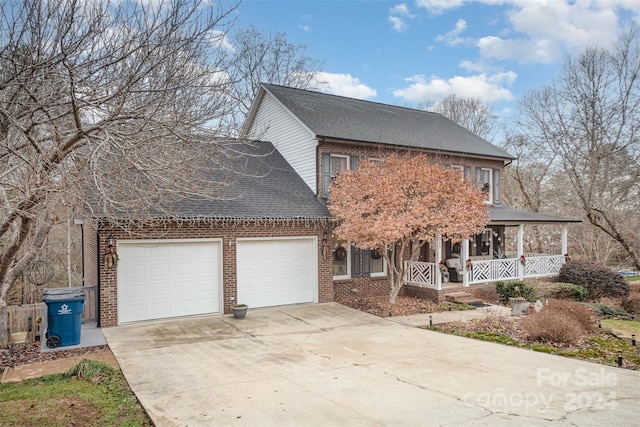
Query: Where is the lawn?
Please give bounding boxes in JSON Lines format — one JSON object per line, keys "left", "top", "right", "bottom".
{"left": 600, "top": 318, "right": 640, "bottom": 338}
{"left": 0, "top": 360, "right": 152, "bottom": 427}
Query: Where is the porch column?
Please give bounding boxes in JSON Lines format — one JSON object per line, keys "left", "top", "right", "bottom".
{"left": 435, "top": 234, "right": 442, "bottom": 291}
{"left": 462, "top": 238, "right": 469, "bottom": 287}
{"left": 561, "top": 224, "right": 568, "bottom": 259}
{"left": 517, "top": 224, "right": 525, "bottom": 279}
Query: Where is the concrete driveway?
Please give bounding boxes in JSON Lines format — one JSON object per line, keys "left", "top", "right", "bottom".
{"left": 103, "top": 303, "right": 639, "bottom": 426}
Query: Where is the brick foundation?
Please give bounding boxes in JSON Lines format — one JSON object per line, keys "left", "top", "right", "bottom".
{"left": 402, "top": 282, "right": 499, "bottom": 303}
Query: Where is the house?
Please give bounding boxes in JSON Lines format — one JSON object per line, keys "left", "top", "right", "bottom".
{"left": 90, "top": 84, "right": 578, "bottom": 327}
{"left": 242, "top": 84, "right": 580, "bottom": 301}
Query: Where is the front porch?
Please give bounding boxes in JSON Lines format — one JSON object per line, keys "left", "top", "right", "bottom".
{"left": 404, "top": 218, "right": 573, "bottom": 291}
{"left": 405, "top": 253, "right": 566, "bottom": 290}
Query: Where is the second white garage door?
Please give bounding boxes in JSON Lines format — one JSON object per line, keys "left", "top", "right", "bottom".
{"left": 117, "top": 240, "right": 222, "bottom": 324}
{"left": 236, "top": 237, "right": 317, "bottom": 308}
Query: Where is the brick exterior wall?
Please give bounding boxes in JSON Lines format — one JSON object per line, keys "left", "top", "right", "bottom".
{"left": 316, "top": 141, "right": 505, "bottom": 303}
{"left": 334, "top": 276, "right": 391, "bottom": 301}
{"left": 317, "top": 140, "right": 505, "bottom": 199}
{"left": 98, "top": 220, "right": 333, "bottom": 327}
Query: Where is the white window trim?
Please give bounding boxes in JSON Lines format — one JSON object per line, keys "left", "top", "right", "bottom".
{"left": 333, "top": 243, "right": 351, "bottom": 280}
{"left": 480, "top": 167, "right": 493, "bottom": 204}
{"left": 330, "top": 154, "right": 349, "bottom": 178}
{"left": 370, "top": 257, "right": 387, "bottom": 277}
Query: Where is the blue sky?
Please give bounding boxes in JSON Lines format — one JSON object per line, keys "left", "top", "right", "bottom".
{"left": 235, "top": 0, "right": 640, "bottom": 123}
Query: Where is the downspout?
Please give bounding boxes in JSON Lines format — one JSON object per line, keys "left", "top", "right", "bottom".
{"left": 96, "top": 229, "right": 101, "bottom": 327}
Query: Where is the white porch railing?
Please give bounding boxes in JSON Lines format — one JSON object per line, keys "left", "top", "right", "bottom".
{"left": 405, "top": 261, "right": 438, "bottom": 286}
{"left": 469, "top": 258, "right": 518, "bottom": 284}
{"left": 522, "top": 255, "right": 565, "bottom": 279}
{"left": 405, "top": 255, "right": 565, "bottom": 288}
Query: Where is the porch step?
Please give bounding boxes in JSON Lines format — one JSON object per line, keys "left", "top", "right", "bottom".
{"left": 444, "top": 291, "right": 484, "bottom": 306}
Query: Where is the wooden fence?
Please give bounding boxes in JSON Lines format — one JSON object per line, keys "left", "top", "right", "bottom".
{"left": 1, "top": 285, "right": 97, "bottom": 349}
{"left": 0, "top": 303, "right": 46, "bottom": 349}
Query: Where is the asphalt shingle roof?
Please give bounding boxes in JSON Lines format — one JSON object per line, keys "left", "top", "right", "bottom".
{"left": 97, "top": 141, "right": 330, "bottom": 220}
{"left": 261, "top": 84, "right": 516, "bottom": 160}
{"left": 180, "top": 141, "right": 330, "bottom": 219}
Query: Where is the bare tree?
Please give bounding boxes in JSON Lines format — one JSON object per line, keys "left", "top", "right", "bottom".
{"left": 223, "top": 26, "right": 325, "bottom": 131}
{"left": 518, "top": 26, "right": 640, "bottom": 268}
{"left": 0, "top": 0, "right": 253, "bottom": 304}
{"left": 430, "top": 94, "right": 497, "bottom": 141}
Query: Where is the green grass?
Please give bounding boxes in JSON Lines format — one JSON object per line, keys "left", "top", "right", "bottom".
{"left": 600, "top": 319, "right": 640, "bottom": 338}
{"left": 0, "top": 360, "right": 152, "bottom": 427}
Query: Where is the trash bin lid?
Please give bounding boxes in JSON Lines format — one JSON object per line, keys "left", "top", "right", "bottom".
{"left": 43, "top": 286, "right": 85, "bottom": 296}
{"left": 44, "top": 295, "right": 85, "bottom": 303}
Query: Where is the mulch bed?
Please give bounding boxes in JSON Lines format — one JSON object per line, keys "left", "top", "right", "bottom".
{"left": 338, "top": 295, "right": 448, "bottom": 317}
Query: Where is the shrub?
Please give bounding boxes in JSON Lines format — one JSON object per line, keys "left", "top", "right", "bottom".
{"left": 559, "top": 260, "right": 629, "bottom": 300}
{"left": 521, "top": 309, "right": 585, "bottom": 346}
{"left": 546, "top": 283, "right": 589, "bottom": 301}
{"left": 589, "top": 303, "right": 630, "bottom": 317}
{"left": 621, "top": 297, "right": 640, "bottom": 316}
{"left": 621, "top": 286, "right": 640, "bottom": 316}
{"left": 546, "top": 299, "right": 596, "bottom": 331}
{"left": 495, "top": 280, "right": 537, "bottom": 303}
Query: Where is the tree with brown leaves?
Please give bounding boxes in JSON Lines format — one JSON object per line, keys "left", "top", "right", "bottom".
{"left": 328, "top": 154, "right": 489, "bottom": 303}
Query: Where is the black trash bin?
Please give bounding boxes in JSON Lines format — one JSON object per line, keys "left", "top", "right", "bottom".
{"left": 43, "top": 287, "right": 85, "bottom": 348}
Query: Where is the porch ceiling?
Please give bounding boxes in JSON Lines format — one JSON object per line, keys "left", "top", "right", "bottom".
{"left": 488, "top": 206, "right": 581, "bottom": 225}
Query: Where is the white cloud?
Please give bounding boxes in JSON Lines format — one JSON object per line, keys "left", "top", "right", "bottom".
{"left": 390, "top": 4, "right": 412, "bottom": 16}
{"left": 415, "top": 0, "right": 466, "bottom": 14}
{"left": 421, "top": 1, "right": 640, "bottom": 64}
{"left": 388, "top": 16, "right": 407, "bottom": 32}
{"left": 388, "top": 3, "right": 416, "bottom": 32}
{"left": 435, "top": 18, "right": 469, "bottom": 46}
{"left": 317, "top": 72, "right": 377, "bottom": 99}
{"left": 209, "top": 30, "right": 235, "bottom": 53}
{"left": 392, "top": 72, "right": 516, "bottom": 104}
{"left": 477, "top": 35, "right": 562, "bottom": 64}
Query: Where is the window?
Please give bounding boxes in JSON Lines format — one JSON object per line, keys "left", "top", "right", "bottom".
{"left": 333, "top": 240, "right": 350, "bottom": 279}
{"left": 451, "top": 165, "right": 464, "bottom": 173}
{"left": 478, "top": 167, "right": 493, "bottom": 203}
{"left": 370, "top": 250, "right": 387, "bottom": 277}
{"left": 322, "top": 153, "right": 357, "bottom": 198}
{"left": 333, "top": 244, "right": 387, "bottom": 280}
{"left": 330, "top": 155, "right": 348, "bottom": 179}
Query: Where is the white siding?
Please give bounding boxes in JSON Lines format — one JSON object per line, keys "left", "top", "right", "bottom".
{"left": 247, "top": 94, "right": 317, "bottom": 192}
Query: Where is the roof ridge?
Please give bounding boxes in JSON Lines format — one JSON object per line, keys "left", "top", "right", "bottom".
{"left": 261, "top": 82, "right": 442, "bottom": 116}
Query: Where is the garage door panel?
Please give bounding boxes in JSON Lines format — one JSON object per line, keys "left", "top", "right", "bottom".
{"left": 237, "top": 238, "right": 316, "bottom": 309}
{"left": 118, "top": 241, "right": 221, "bottom": 324}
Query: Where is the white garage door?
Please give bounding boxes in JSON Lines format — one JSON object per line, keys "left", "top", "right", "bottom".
{"left": 237, "top": 238, "right": 317, "bottom": 308}
{"left": 117, "top": 240, "right": 221, "bottom": 324}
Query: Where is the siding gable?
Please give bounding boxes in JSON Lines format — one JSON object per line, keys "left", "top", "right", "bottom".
{"left": 246, "top": 93, "right": 318, "bottom": 192}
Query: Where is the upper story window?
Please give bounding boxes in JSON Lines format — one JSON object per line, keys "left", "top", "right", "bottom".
{"left": 451, "top": 165, "right": 465, "bottom": 180}
{"left": 321, "top": 153, "right": 359, "bottom": 198}
{"left": 479, "top": 167, "right": 493, "bottom": 203}
{"left": 330, "top": 155, "right": 349, "bottom": 180}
